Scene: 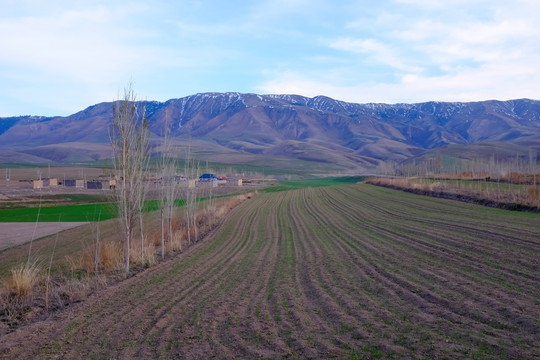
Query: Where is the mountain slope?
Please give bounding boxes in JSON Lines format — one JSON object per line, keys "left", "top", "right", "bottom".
{"left": 1, "top": 93, "right": 539, "bottom": 171}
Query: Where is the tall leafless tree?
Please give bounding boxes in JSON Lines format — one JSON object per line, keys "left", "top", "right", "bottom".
{"left": 158, "top": 134, "right": 182, "bottom": 257}
{"left": 110, "top": 82, "right": 150, "bottom": 274}
{"left": 183, "top": 142, "right": 199, "bottom": 244}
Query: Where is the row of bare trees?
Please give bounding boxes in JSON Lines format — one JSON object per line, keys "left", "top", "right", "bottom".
{"left": 110, "top": 83, "right": 203, "bottom": 274}
{"left": 377, "top": 150, "right": 539, "bottom": 181}
{"left": 0, "top": 83, "right": 239, "bottom": 326}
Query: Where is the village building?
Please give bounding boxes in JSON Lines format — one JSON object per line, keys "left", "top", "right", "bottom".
{"left": 42, "top": 178, "right": 58, "bottom": 186}
{"left": 32, "top": 179, "right": 43, "bottom": 189}
{"left": 64, "top": 179, "right": 85, "bottom": 188}
{"left": 87, "top": 180, "right": 103, "bottom": 190}
{"left": 228, "top": 178, "right": 242, "bottom": 186}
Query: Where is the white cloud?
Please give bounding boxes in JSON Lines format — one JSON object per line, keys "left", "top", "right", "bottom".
{"left": 2, "top": 0, "right": 540, "bottom": 115}
{"left": 0, "top": 5, "right": 153, "bottom": 84}
{"left": 405, "top": 18, "right": 539, "bottom": 66}
{"left": 0, "top": 2, "right": 197, "bottom": 115}
{"left": 330, "top": 37, "right": 422, "bottom": 73}
{"left": 258, "top": 53, "right": 540, "bottom": 104}
{"left": 265, "top": 0, "right": 540, "bottom": 104}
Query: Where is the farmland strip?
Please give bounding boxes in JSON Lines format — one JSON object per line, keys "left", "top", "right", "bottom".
{"left": 1, "top": 183, "right": 538, "bottom": 359}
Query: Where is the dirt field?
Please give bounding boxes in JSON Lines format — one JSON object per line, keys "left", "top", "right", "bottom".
{"left": 0, "top": 222, "right": 89, "bottom": 251}
{"left": 1, "top": 167, "right": 104, "bottom": 182}
{"left": 0, "top": 184, "right": 539, "bottom": 359}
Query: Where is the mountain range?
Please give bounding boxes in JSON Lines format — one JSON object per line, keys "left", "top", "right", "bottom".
{"left": 1, "top": 93, "right": 539, "bottom": 173}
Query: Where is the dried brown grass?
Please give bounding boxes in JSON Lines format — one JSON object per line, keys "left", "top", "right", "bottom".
{"left": 0, "top": 261, "right": 42, "bottom": 326}
{"left": 527, "top": 186, "right": 539, "bottom": 200}
{"left": 130, "top": 239, "right": 157, "bottom": 267}
{"left": 66, "top": 240, "right": 123, "bottom": 275}
{"left": 46, "top": 277, "right": 104, "bottom": 307}
{"left": 366, "top": 177, "right": 540, "bottom": 209}
{"left": 425, "top": 171, "right": 540, "bottom": 185}
{"left": 99, "top": 241, "right": 124, "bottom": 272}
{"left": 148, "top": 228, "right": 162, "bottom": 247}
{"left": 5, "top": 262, "right": 41, "bottom": 298}
{"left": 169, "top": 231, "right": 183, "bottom": 252}
{"left": 170, "top": 216, "right": 182, "bottom": 232}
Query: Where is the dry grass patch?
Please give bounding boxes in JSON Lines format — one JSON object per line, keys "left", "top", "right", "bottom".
{"left": 366, "top": 177, "right": 540, "bottom": 209}
{"left": 130, "top": 239, "right": 157, "bottom": 267}
{"left": 1, "top": 261, "right": 42, "bottom": 327}
{"left": 170, "top": 231, "right": 183, "bottom": 252}
{"left": 46, "top": 276, "right": 107, "bottom": 309}
{"left": 5, "top": 262, "right": 41, "bottom": 298}
{"left": 66, "top": 240, "right": 124, "bottom": 276}
{"left": 98, "top": 241, "right": 124, "bottom": 272}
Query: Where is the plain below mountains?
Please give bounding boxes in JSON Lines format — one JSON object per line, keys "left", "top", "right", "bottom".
{"left": 1, "top": 93, "right": 539, "bottom": 173}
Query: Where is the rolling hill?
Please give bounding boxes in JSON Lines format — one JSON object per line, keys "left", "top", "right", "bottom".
{"left": 1, "top": 93, "right": 539, "bottom": 173}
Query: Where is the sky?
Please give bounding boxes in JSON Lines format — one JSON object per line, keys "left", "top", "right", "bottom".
{"left": 1, "top": 0, "right": 540, "bottom": 117}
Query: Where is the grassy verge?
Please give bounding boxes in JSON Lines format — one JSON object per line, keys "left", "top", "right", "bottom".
{"left": 366, "top": 177, "right": 540, "bottom": 212}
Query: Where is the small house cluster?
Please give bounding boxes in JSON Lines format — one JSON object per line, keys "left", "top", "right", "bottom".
{"left": 28, "top": 173, "right": 244, "bottom": 191}
{"left": 31, "top": 177, "right": 116, "bottom": 190}
{"left": 86, "top": 180, "right": 117, "bottom": 190}
{"left": 32, "top": 178, "right": 59, "bottom": 189}
{"left": 198, "top": 173, "right": 242, "bottom": 187}
{"left": 153, "top": 173, "right": 243, "bottom": 188}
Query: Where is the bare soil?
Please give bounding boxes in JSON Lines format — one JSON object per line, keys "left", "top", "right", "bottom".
{"left": 0, "top": 222, "right": 89, "bottom": 251}
{"left": 0, "top": 184, "right": 538, "bottom": 359}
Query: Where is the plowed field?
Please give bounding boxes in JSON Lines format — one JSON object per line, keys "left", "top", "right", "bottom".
{"left": 1, "top": 184, "right": 539, "bottom": 359}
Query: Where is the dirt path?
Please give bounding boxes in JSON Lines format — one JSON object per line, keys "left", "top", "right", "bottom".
{"left": 0, "top": 222, "right": 89, "bottom": 251}
{"left": 0, "top": 184, "right": 539, "bottom": 359}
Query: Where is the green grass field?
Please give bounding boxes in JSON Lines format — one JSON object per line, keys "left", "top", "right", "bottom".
{"left": 0, "top": 199, "right": 193, "bottom": 222}
{"left": 0, "top": 203, "right": 116, "bottom": 222}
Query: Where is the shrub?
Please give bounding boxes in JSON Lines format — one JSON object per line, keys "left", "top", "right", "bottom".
{"left": 170, "top": 231, "right": 183, "bottom": 252}
{"left": 99, "top": 241, "right": 124, "bottom": 272}
{"left": 527, "top": 186, "right": 539, "bottom": 200}
{"left": 130, "top": 239, "right": 157, "bottom": 267}
{"left": 6, "top": 262, "right": 41, "bottom": 298}
{"left": 67, "top": 241, "right": 124, "bottom": 275}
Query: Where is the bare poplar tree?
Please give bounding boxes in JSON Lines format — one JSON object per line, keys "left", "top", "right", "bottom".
{"left": 183, "top": 142, "right": 199, "bottom": 244}
{"left": 158, "top": 146, "right": 171, "bottom": 259}
{"left": 158, "top": 137, "right": 181, "bottom": 256}
{"left": 136, "top": 137, "right": 151, "bottom": 261}
{"left": 110, "top": 83, "right": 150, "bottom": 275}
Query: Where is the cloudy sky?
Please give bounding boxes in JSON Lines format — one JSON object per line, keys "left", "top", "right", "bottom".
{"left": 1, "top": 0, "right": 539, "bottom": 116}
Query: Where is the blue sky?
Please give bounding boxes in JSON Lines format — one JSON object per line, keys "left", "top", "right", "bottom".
{"left": 1, "top": 0, "right": 539, "bottom": 116}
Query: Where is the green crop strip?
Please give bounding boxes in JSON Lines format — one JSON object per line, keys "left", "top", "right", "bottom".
{"left": 0, "top": 194, "right": 243, "bottom": 222}
{"left": 0, "top": 203, "right": 117, "bottom": 222}
{"left": 262, "top": 176, "right": 366, "bottom": 193}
